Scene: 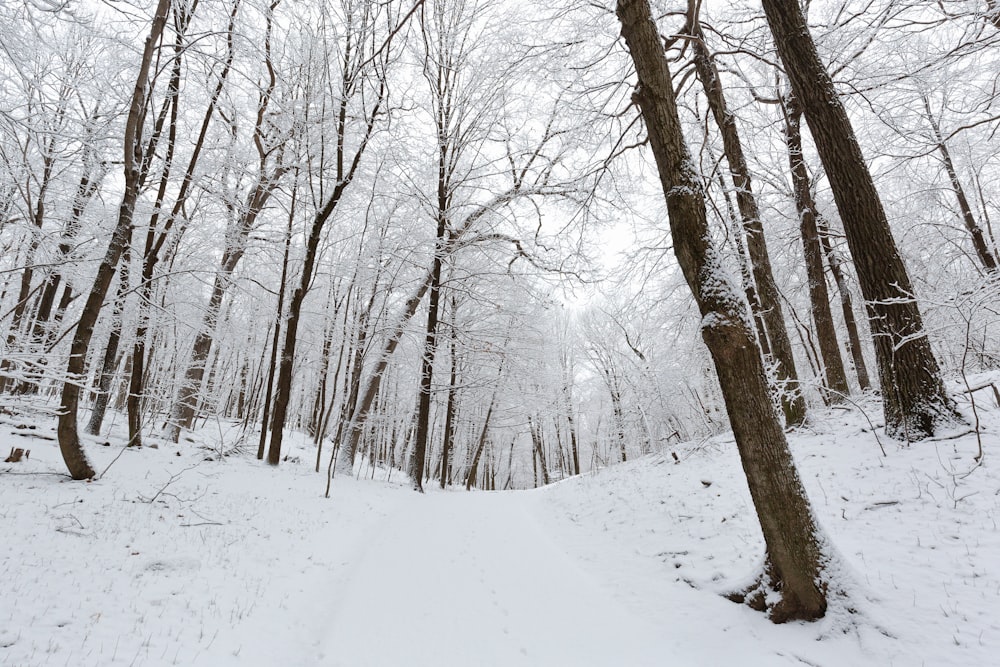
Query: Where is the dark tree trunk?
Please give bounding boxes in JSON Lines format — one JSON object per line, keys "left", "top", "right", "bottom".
{"left": 465, "top": 403, "right": 494, "bottom": 491}
{"left": 267, "top": 79, "right": 384, "bottom": 465}
{"left": 56, "top": 0, "right": 172, "bottom": 479}
{"left": 783, "top": 97, "right": 850, "bottom": 400}
{"left": 617, "top": 0, "right": 827, "bottom": 622}
{"left": 259, "top": 187, "right": 295, "bottom": 461}
{"left": 86, "top": 258, "right": 129, "bottom": 436}
{"left": 761, "top": 0, "right": 957, "bottom": 440}
{"left": 130, "top": 0, "right": 236, "bottom": 449}
{"left": 689, "top": 17, "right": 805, "bottom": 426}
{"left": 439, "top": 299, "right": 458, "bottom": 489}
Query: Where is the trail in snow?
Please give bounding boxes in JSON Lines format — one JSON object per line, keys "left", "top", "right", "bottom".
{"left": 4, "top": 393, "right": 999, "bottom": 667}
{"left": 318, "top": 491, "right": 681, "bottom": 666}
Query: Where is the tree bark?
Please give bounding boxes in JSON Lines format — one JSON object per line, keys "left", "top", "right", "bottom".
{"left": 56, "top": 0, "right": 172, "bottom": 479}
{"left": 761, "top": 0, "right": 957, "bottom": 439}
{"left": 689, "top": 17, "right": 806, "bottom": 425}
{"left": 617, "top": 0, "right": 827, "bottom": 621}
{"left": 439, "top": 297, "right": 459, "bottom": 488}
{"left": 783, "top": 97, "right": 850, "bottom": 400}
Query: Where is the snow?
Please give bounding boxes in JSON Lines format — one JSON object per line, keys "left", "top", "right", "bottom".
{"left": 2, "top": 388, "right": 999, "bottom": 666}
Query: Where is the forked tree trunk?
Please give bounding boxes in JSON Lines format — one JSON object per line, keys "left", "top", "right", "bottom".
{"left": 56, "top": 0, "right": 172, "bottom": 480}
{"left": 783, "top": 97, "right": 850, "bottom": 400}
{"left": 617, "top": 0, "right": 827, "bottom": 622}
{"left": 761, "top": 0, "right": 957, "bottom": 440}
{"left": 689, "top": 17, "right": 806, "bottom": 426}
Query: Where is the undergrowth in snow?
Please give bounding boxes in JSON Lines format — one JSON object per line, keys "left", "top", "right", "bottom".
{"left": 2, "top": 378, "right": 998, "bottom": 666}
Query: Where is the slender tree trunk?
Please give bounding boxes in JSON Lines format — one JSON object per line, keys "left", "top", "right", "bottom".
{"left": 409, "top": 138, "right": 450, "bottom": 491}
{"left": 761, "top": 0, "right": 957, "bottom": 439}
{"left": 689, "top": 17, "right": 805, "bottom": 425}
{"left": 921, "top": 93, "right": 997, "bottom": 272}
{"left": 86, "top": 259, "right": 129, "bottom": 436}
{"left": 258, "top": 183, "right": 296, "bottom": 460}
{"left": 783, "top": 97, "right": 850, "bottom": 400}
{"left": 439, "top": 299, "right": 458, "bottom": 488}
{"left": 718, "top": 172, "right": 771, "bottom": 356}
{"left": 816, "top": 215, "right": 871, "bottom": 390}
{"left": 56, "top": 0, "right": 172, "bottom": 479}
{"left": 618, "top": 0, "right": 827, "bottom": 621}
{"left": 527, "top": 415, "right": 550, "bottom": 485}
{"left": 465, "top": 403, "right": 495, "bottom": 491}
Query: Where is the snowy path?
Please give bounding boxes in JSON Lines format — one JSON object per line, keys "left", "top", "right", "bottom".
{"left": 318, "top": 490, "right": 678, "bottom": 666}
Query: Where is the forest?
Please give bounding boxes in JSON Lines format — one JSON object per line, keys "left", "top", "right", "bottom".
{"left": 2, "top": 0, "right": 999, "bottom": 664}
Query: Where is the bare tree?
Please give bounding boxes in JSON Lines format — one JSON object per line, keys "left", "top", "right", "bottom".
{"left": 761, "top": 0, "right": 958, "bottom": 439}
{"left": 617, "top": 0, "right": 828, "bottom": 621}
{"left": 685, "top": 6, "right": 806, "bottom": 425}
{"left": 56, "top": 0, "right": 172, "bottom": 479}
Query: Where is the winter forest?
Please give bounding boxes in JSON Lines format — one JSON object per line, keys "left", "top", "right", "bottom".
{"left": 2, "top": 0, "right": 1000, "bottom": 664}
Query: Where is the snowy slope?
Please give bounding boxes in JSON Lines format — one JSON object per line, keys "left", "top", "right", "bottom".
{"left": 2, "top": 388, "right": 998, "bottom": 666}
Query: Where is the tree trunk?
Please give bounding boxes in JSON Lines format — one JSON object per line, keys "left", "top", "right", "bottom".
{"left": 783, "top": 97, "right": 850, "bottom": 400}
{"left": 761, "top": 0, "right": 957, "bottom": 440}
{"left": 921, "top": 93, "right": 998, "bottom": 272}
{"left": 56, "top": 0, "right": 172, "bottom": 479}
{"left": 689, "top": 17, "right": 806, "bottom": 426}
{"left": 439, "top": 299, "right": 459, "bottom": 488}
{"left": 816, "top": 216, "right": 871, "bottom": 390}
{"left": 465, "top": 403, "right": 495, "bottom": 491}
{"left": 617, "top": 0, "right": 827, "bottom": 622}
{"left": 258, "top": 183, "right": 296, "bottom": 460}
{"left": 527, "top": 415, "right": 550, "bottom": 485}
{"left": 85, "top": 260, "right": 128, "bottom": 436}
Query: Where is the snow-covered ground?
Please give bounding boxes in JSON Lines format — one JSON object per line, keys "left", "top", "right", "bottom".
{"left": 2, "top": 383, "right": 998, "bottom": 666}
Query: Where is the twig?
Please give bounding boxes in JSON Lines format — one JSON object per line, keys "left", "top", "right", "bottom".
{"left": 824, "top": 389, "right": 888, "bottom": 459}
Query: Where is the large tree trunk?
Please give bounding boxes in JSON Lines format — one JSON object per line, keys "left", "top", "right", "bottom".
{"left": 617, "top": 0, "right": 827, "bottom": 622}
{"left": 689, "top": 16, "right": 805, "bottom": 426}
{"left": 783, "top": 97, "right": 850, "bottom": 401}
{"left": 56, "top": 0, "right": 172, "bottom": 479}
{"left": 761, "top": 0, "right": 957, "bottom": 440}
